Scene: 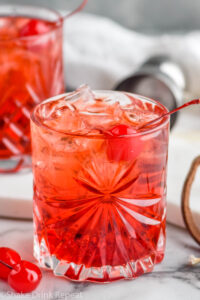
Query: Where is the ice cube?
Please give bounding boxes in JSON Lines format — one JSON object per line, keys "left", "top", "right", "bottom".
{"left": 122, "top": 108, "right": 159, "bottom": 128}
{"left": 94, "top": 91, "right": 133, "bottom": 107}
{"left": 63, "top": 85, "right": 96, "bottom": 111}
{"left": 0, "top": 17, "right": 19, "bottom": 40}
{"left": 42, "top": 96, "right": 88, "bottom": 134}
{"left": 46, "top": 100, "right": 76, "bottom": 119}
{"left": 39, "top": 85, "right": 162, "bottom": 136}
{"left": 42, "top": 85, "right": 101, "bottom": 134}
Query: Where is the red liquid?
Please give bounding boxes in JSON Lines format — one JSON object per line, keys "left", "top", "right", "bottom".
{"left": 0, "top": 16, "right": 64, "bottom": 160}
{"left": 31, "top": 90, "right": 169, "bottom": 282}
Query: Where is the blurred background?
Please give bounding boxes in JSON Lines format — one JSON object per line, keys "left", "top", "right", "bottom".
{"left": 2, "top": 0, "right": 200, "bottom": 32}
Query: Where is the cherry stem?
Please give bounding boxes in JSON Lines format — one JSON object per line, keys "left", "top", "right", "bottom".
{"left": 139, "top": 99, "right": 200, "bottom": 129}
{"left": 63, "top": 0, "right": 88, "bottom": 20}
{"left": 0, "top": 260, "right": 13, "bottom": 270}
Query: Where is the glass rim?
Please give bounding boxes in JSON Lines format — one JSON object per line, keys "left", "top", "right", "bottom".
{"left": 31, "top": 91, "right": 170, "bottom": 139}
{"left": 0, "top": 4, "right": 63, "bottom": 42}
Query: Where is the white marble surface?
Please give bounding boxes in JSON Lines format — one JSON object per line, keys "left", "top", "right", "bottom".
{"left": 0, "top": 218, "right": 199, "bottom": 300}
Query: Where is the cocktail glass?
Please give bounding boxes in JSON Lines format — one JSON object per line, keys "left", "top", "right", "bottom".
{"left": 31, "top": 88, "right": 169, "bottom": 282}
{"left": 0, "top": 1, "right": 88, "bottom": 173}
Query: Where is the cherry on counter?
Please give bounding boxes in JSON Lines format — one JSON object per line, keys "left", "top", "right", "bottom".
{"left": 0, "top": 247, "right": 21, "bottom": 280}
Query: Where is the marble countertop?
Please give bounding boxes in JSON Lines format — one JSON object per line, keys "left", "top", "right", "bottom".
{"left": 0, "top": 218, "right": 199, "bottom": 300}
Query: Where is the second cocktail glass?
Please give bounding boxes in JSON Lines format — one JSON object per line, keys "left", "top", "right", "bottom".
{"left": 0, "top": 5, "right": 65, "bottom": 172}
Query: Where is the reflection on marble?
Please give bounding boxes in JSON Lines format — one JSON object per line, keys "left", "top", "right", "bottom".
{"left": 0, "top": 219, "right": 199, "bottom": 300}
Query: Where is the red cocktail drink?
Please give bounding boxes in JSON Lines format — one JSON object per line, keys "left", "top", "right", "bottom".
{"left": 31, "top": 86, "right": 169, "bottom": 282}
{"left": 0, "top": 5, "right": 64, "bottom": 171}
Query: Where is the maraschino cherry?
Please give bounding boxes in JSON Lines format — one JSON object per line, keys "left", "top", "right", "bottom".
{"left": 8, "top": 260, "right": 42, "bottom": 293}
{"left": 106, "top": 98, "right": 200, "bottom": 161}
{"left": 106, "top": 124, "right": 143, "bottom": 161}
{"left": 0, "top": 247, "right": 21, "bottom": 280}
{"left": 19, "top": 19, "right": 50, "bottom": 37}
{"left": 0, "top": 247, "right": 42, "bottom": 293}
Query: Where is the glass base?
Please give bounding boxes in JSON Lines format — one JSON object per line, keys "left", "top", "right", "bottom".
{"left": 34, "top": 235, "right": 164, "bottom": 283}
{"left": 0, "top": 155, "right": 31, "bottom": 173}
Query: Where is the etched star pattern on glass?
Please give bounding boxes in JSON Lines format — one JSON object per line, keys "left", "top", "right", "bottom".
{"left": 31, "top": 90, "right": 169, "bottom": 282}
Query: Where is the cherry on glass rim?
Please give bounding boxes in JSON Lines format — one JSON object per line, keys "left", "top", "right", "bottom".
{"left": 0, "top": 248, "right": 21, "bottom": 280}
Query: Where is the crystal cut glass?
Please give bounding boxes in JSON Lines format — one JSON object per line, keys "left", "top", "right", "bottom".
{"left": 31, "top": 89, "right": 169, "bottom": 282}
{"left": 0, "top": 5, "right": 64, "bottom": 172}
